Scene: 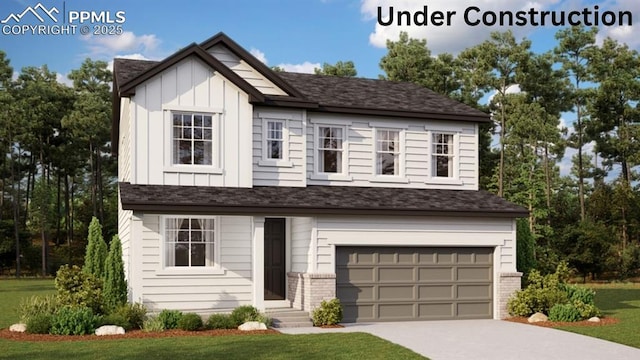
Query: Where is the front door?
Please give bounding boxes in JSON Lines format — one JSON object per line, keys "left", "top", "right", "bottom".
{"left": 264, "top": 218, "right": 286, "bottom": 300}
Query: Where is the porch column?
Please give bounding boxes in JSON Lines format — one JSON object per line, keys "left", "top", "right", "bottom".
{"left": 252, "top": 216, "right": 265, "bottom": 311}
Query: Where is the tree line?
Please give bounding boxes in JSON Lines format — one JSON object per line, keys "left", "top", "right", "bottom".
{"left": 0, "top": 55, "right": 116, "bottom": 276}
{"left": 2, "top": 25, "right": 639, "bottom": 280}
{"left": 378, "top": 26, "right": 640, "bottom": 280}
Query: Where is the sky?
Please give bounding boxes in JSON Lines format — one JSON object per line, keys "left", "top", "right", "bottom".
{"left": 1, "top": 0, "right": 639, "bottom": 176}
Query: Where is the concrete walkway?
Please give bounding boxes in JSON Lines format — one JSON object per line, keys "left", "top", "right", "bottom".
{"left": 278, "top": 320, "right": 640, "bottom": 360}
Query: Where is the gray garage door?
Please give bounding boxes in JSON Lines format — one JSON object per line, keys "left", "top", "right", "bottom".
{"left": 336, "top": 247, "right": 493, "bottom": 322}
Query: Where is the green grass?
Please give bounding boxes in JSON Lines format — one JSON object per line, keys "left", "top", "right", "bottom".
{"left": 0, "top": 332, "right": 426, "bottom": 360}
{"left": 556, "top": 283, "right": 640, "bottom": 348}
{"left": 0, "top": 278, "right": 55, "bottom": 328}
{"left": 0, "top": 279, "right": 426, "bottom": 359}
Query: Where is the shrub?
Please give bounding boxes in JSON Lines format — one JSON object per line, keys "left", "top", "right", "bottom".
{"left": 177, "top": 313, "right": 203, "bottom": 331}
{"left": 255, "top": 313, "right": 272, "bottom": 327}
{"left": 205, "top": 313, "right": 236, "bottom": 330}
{"left": 142, "top": 316, "right": 164, "bottom": 332}
{"left": 507, "top": 263, "right": 571, "bottom": 317}
{"left": 83, "top": 216, "right": 108, "bottom": 279}
{"left": 26, "top": 313, "right": 53, "bottom": 334}
{"left": 548, "top": 303, "right": 582, "bottom": 322}
{"left": 312, "top": 298, "right": 343, "bottom": 326}
{"left": 101, "top": 303, "right": 147, "bottom": 330}
{"left": 103, "top": 235, "right": 128, "bottom": 312}
{"left": 230, "top": 305, "right": 260, "bottom": 326}
{"left": 564, "top": 285, "right": 595, "bottom": 305}
{"left": 55, "top": 264, "right": 104, "bottom": 314}
{"left": 18, "top": 294, "right": 58, "bottom": 323}
{"left": 50, "top": 306, "right": 100, "bottom": 335}
{"left": 157, "top": 309, "right": 183, "bottom": 330}
{"left": 573, "top": 300, "right": 601, "bottom": 319}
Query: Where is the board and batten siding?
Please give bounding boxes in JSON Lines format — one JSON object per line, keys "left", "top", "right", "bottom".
{"left": 134, "top": 215, "right": 254, "bottom": 313}
{"left": 118, "top": 97, "right": 132, "bottom": 183}
{"left": 314, "top": 216, "right": 516, "bottom": 274}
{"left": 131, "top": 57, "right": 252, "bottom": 187}
{"left": 252, "top": 108, "right": 306, "bottom": 186}
{"left": 207, "top": 44, "right": 286, "bottom": 96}
{"left": 290, "top": 217, "right": 314, "bottom": 273}
{"left": 306, "top": 113, "right": 478, "bottom": 190}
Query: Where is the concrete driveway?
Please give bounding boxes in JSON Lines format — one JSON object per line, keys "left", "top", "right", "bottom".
{"left": 278, "top": 320, "right": 640, "bottom": 360}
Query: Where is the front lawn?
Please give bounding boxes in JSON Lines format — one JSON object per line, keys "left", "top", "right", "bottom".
{"left": 0, "top": 332, "right": 426, "bottom": 360}
{"left": 0, "top": 279, "right": 426, "bottom": 359}
{"left": 556, "top": 283, "right": 640, "bottom": 348}
{"left": 0, "top": 278, "right": 55, "bottom": 328}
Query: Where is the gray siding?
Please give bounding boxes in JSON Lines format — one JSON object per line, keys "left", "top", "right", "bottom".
{"left": 290, "top": 217, "right": 313, "bottom": 273}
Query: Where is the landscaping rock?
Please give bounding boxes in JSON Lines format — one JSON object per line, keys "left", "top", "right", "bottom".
{"left": 238, "top": 321, "right": 267, "bottom": 331}
{"left": 588, "top": 317, "right": 601, "bottom": 323}
{"left": 528, "top": 312, "right": 548, "bottom": 323}
{"left": 95, "top": 325, "right": 126, "bottom": 336}
{"left": 9, "top": 323, "right": 26, "bottom": 333}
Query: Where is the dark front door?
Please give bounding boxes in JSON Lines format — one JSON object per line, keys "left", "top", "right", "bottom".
{"left": 264, "top": 218, "right": 286, "bottom": 300}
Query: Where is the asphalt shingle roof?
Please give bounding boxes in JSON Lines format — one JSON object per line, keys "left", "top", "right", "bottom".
{"left": 119, "top": 183, "right": 528, "bottom": 217}
{"left": 277, "top": 72, "right": 487, "bottom": 120}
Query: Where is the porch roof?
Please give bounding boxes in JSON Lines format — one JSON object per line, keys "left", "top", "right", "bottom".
{"left": 119, "top": 182, "right": 528, "bottom": 218}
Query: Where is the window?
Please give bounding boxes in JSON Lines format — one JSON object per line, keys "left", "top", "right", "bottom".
{"left": 165, "top": 217, "right": 215, "bottom": 267}
{"left": 172, "top": 113, "right": 213, "bottom": 166}
{"left": 376, "top": 129, "right": 400, "bottom": 175}
{"left": 318, "top": 126, "right": 344, "bottom": 173}
{"left": 432, "top": 133, "right": 454, "bottom": 177}
{"left": 265, "top": 120, "right": 284, "bottom": 160}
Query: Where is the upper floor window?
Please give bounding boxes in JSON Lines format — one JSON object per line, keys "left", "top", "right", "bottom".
{"left": 433, "top": 133, "right": 454, "bottom": 177}
{"left": 172, "top": 113, "right": 213, "bottom": 166}
{"left": 165, "top": 217, "right": 216, "bottom": 267}
{"left": 265, "top": 120, "right": 284, "bottom": 160}
{"left": 376, "top": 129, "right": 400, "bottom": 175}
{"left": 318, "top": 126, "right": 344, "bottom": 173}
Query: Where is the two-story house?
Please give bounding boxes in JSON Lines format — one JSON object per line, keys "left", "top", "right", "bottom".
{"left": 112, "top": 32, "right": 527, "bottom": 322}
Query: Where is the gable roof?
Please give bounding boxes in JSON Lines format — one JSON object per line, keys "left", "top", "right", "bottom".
{"left": 119, "top": 182, "right": 528, "bottom": 218}
{"left": 112, "top": 32, "right": 490, "bottom": 153}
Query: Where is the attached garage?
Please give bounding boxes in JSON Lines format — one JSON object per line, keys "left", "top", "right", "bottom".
{"left": 336, "top": 246, "right": 494, "bottom": 322}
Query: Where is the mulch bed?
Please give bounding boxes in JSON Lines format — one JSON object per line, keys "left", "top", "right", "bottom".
{"left": 505, "top": 316, "right": 619, "bottom": 328}
{"left": 0, "top": 328, "right": 280, "bottom": 342}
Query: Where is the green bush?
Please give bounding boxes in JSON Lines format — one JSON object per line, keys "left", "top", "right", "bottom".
{"left": 255, "top": 313, "right": 272, "bottom": 327}
{"left": 205, "top": 313, "right": 236, "bottom": 329}
{"left": 548, "top": 303, "right": 582, "bottom": 322}
{"left": 142, "top": 316, "right": 164, "bottom": 332}
{"left": 564, "top": 284, "right": 596, "bottom": 305}
{"left": 18, "top": 294, "right": 58, "bottom": 323}
{"left": 573, "top": 300, "right": 601, "bottom": 319}
{"left": 177, "top": 313, "right": 203, "bottom": 331}
{"left": 50, "top": 306, "right": 100, "bottom": 335}
{"left": 83, "top": 216, "right": 108, "bottom": 279}
{"left": 312, "top": 298, "right": 343, "bottom": 326}
{"left": 55, "top": 264, "right": 104, "bottom": 314}
{"left": 105, "top": 303, "right": 147, "bottom": 330}
{"left": 230, "top": 305, "right": 260, "bottom": 326}
{"left": 157, "top": 309, "right": 183, "bottom": 330}
{"left": 26, "top": 313, "right": 53, "bottom": 334}
{"left": 507, "top": 262, "right": 571, "bottom": 316}
{"left": 103, "top": 235, "right": 128, "bottom": 312}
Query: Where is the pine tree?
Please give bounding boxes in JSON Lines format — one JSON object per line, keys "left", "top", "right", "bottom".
{"left": 83, "top": 216, "right": 107, "bottom": 278}
{"left": 103, "top": 235, "right": 128, "bottom": 310}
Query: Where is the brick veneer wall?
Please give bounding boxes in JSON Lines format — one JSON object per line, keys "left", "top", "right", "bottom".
{"left": 498, "top": 272, "right": 522, "bottom": 319}
{"left": 287, "top": 272, "right": 336, "bottom": 311}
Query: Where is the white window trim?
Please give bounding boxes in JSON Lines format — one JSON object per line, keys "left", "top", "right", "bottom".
{"left": 163, "top": 109, "right": 223, "bottom": 174}
{"left": 258, "top": 118, "right": 293, "bottom": 168}
{"left": 158, "top": 215, "right": 224, "bottom": 276}
{"left": 372, "top": 127, "right": 407, "bottom": 182}
{"left": 426, "top": 130, "right": 463, "bottom": 185}
{"left": 313, "top": 123, "right": 349, "bottom": 177}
